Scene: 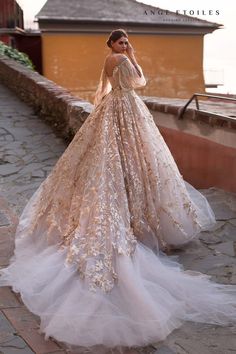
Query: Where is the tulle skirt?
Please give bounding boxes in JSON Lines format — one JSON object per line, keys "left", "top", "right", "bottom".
{"left": 0, "top": 212, "right": 236, "bottom": 350}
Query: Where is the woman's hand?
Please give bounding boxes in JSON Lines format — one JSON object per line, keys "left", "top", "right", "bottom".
{"left": 126, "top": 41, "right": 135, "bottom": 57}
{"left": 126, "top": 41, "right": 142, "bottom": 77}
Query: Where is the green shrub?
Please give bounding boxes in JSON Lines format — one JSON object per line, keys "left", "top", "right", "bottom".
{"left": 0, "top": 41, "right": 34, "bottom": 70}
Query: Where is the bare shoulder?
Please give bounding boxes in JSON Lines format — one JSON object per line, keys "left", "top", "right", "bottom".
{"left": 104, "top": 55, "right": 116, "bottom": 69}
{"left": 114, "top": 54, "right": 128, "bottom": 65}
{"left": 104, "top": 54, "right": 127, "bottom": 76}
{"left": 105, "top": 54, "right": 127, "bottom": 65}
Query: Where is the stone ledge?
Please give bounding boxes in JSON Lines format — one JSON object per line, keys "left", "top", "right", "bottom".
{"left": 142, "top": 96, "right": 236, "bottom": 130}
{"left": 0, "top": 55, "right": 93, "bottom": 141}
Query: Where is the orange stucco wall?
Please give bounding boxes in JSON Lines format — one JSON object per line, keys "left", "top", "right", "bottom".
{"left": 41, "top": 33, "right": 205, "bottom": 103}
{"left": 159, "top": 127, "right": 236, "bottom": 193}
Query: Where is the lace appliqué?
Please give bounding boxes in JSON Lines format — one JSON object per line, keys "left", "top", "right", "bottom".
{"left": 17, "top": 57, "right": 206, "bottom": 293}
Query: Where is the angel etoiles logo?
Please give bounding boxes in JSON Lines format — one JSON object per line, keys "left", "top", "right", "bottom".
{"left": 143, "top": 9, "right": 220, "bottom": 16}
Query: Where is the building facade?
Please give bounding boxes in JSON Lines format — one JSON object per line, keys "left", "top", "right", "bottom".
{"left": 0, "top": 0, "right": 42, "bottom": 74}
{"left": 0, "top": 0, "right": 24, "bottom": 46}
{"left": 35, "top": 0, "right": 222, "bottom": 102}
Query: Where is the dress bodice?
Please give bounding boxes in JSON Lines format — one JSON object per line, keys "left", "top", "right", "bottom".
{"left": 94, "top": 56, "right": 146, "bottom": 107}
{"left": 107, "top": 59, "right": 127, "bottom": 90}
{"left": 107, "top": 74, "right": 120, "bottom": 90}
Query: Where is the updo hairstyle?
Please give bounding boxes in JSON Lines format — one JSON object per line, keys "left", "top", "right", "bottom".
{"left": 106, "top": 29, "right": 128, "bottom": 48}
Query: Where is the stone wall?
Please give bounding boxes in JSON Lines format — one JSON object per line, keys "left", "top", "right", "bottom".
{"left": 143, "top": 98, "right": 236, "bottom": 192}
{"left": 0, "top": 54, "right": 93, "bottom": 142}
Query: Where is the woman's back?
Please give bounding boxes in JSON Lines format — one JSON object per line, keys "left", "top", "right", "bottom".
{"left": 104, "top": 53, "right": 127, "bottom": 77}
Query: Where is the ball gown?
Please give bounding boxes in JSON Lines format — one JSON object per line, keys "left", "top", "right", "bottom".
{"left": 0, "top": 55, "right": 236, "bottom": 352}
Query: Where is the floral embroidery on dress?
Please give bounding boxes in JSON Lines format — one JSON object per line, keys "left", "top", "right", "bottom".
{"left": 17, "top": 57, "right": 203, "bottom": 292}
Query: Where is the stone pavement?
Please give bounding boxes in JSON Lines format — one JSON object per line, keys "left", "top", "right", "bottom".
{"left": 0, "top": 82, "right": 236, "bottom": 354}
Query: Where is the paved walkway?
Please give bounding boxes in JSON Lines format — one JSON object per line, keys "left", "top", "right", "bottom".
{"left": 0, "top": 83, "right": 236, "bottom": 354}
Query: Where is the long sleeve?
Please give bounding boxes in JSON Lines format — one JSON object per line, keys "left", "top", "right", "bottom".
{"left": 93, "top": 67, "right": 112, "bottom": 107}
{"left": 93, "top": 57, "right": 146, "bottom": 107}
{"left": 117, "top": 57, "right": 146, "bottom": 90}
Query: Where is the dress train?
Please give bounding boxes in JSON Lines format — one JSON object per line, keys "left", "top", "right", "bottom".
{"left": 0, "top": 55, "right": 235, "bottom": 351}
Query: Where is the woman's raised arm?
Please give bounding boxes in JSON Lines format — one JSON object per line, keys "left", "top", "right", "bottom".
{"left": 126, "top": 42, "right": 142, "bottom": 78}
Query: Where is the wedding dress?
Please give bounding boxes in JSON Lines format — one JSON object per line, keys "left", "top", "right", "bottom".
{"left": 0, "top": 56, "right": 236, "bottom": 352}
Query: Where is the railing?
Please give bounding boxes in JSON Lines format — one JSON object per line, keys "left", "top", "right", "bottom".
{"left": 178, "top": 93, "right": 236, "bottom": 121}
{"left": 204, "top": 69, "right": 224, "bottom": 88}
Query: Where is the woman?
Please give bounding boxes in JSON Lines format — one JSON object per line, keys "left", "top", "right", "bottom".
{"left": 0, "top": 29, "right": 235, "bottom": 354}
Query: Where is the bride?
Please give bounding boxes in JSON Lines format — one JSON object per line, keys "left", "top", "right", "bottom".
{"left": 0, "top": 28, "right": 235, "bottom": 354}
